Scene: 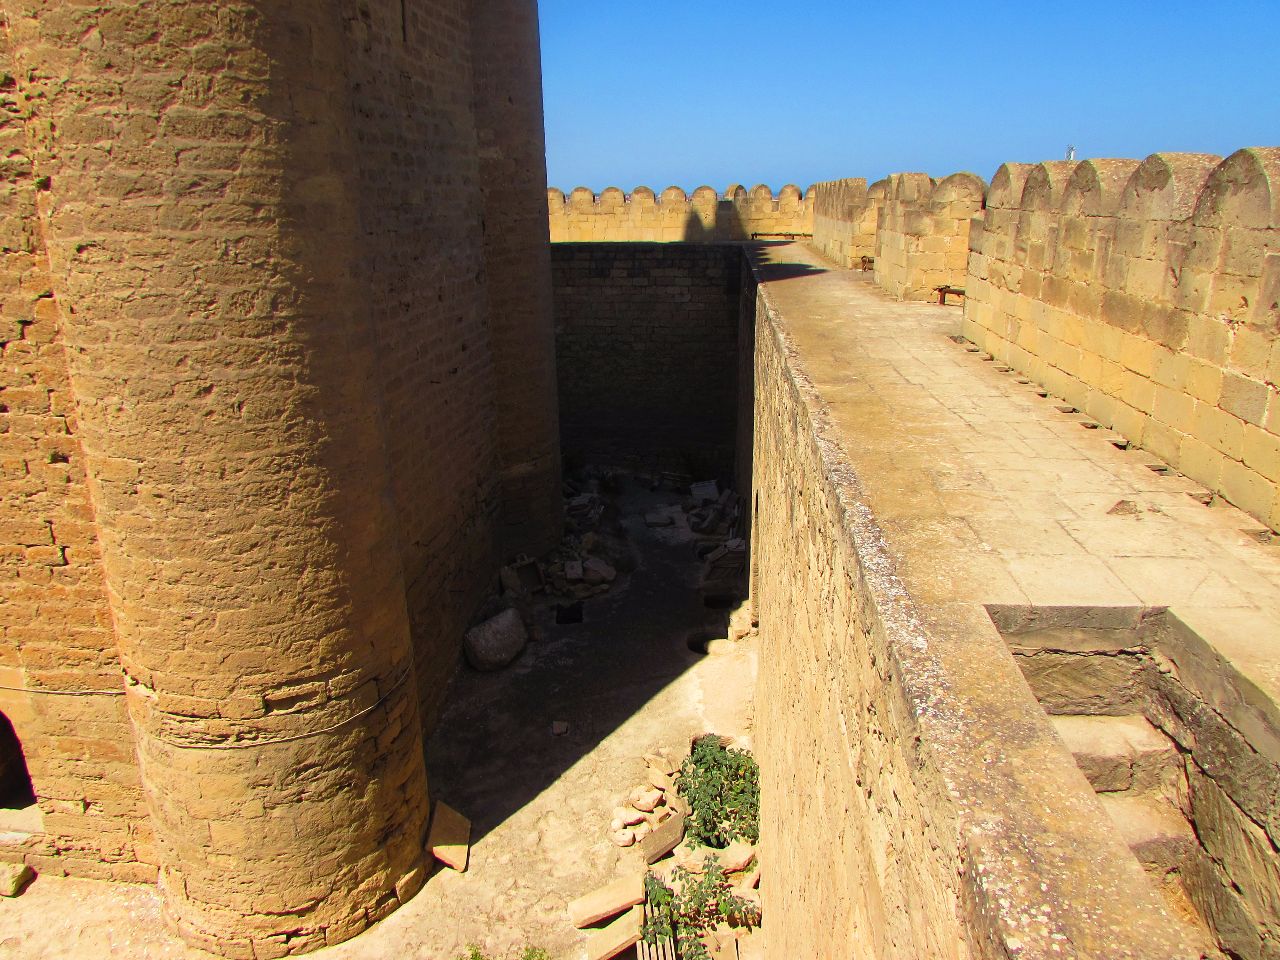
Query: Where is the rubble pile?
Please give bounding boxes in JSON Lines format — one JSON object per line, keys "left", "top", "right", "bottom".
{"left": 567, "top": 739, "right": 763, "bottom": 960}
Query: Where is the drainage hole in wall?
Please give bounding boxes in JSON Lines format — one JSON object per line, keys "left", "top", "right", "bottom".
{"left": 1080, "top": 422, "right": 1100, "bottom": 430}
{"left": 948, "top": 335, "right": 967, "bottom": 344}
{"left": 1055, "top": 405, "right": 1079, "bottom": 414}
{"left": 1146, "top": 464, "right": 1171, "bottom": 475}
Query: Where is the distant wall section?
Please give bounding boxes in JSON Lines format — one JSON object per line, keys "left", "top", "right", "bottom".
{"left": 548, "top": 185, "right": 813, "bottom": 242}
{"left": 811, "top": 177, "right": 879, "bottom": 268}
{"left": 551, "top": 244, "right": 742, "bottom": 479}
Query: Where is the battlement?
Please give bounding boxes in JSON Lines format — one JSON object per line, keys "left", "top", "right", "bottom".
{"left": 547, "top": 183, "right": 814, "bottom": 241}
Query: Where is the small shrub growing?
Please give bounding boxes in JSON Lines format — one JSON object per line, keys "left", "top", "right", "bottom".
{"left": 677, "top": 735, "right": 760, "bottom": 848}
{"left": 642, "top": 858, "right": 760, "bottom": 960}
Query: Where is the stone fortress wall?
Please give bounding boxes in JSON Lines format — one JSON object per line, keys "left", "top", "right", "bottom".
{"left": 547, "top": 184, "right": 814, "bottom": 242}
{"left": 808, "top": 149, "right": 1280, "bottom": 533}
{"left": 551, "top": 243, "right": 742, "bottom": 479}
{"left": 0, "top": 1, "right": 560, "bottom": 958}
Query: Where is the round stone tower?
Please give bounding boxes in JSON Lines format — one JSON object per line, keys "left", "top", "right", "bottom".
{"left": 4, "top": 2, "right": 433, "bottom": 955}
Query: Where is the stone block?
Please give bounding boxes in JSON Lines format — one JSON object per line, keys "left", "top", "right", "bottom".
{"left": 0, "top": 861, "right": 33, "bottom": 897}
{"left": 584, "top": 904, "right": 643, "bottom": 960}
{"left": 1221, "top": 372, "right": 1270, "bottom": 426}
{"left": 463, "top": 608, "right": 527, "bottom": 672}
{"left": 1190, "top": 765, "right": 1280, "bottom": 931}
{"left": 638, "top": 811, "right": 685, "bottom": 864}
{"left": 428, "top": 802, "right": 470, "bottom": 872}
{"left": 568, "top": 873, "right": 645, "bottom": 929}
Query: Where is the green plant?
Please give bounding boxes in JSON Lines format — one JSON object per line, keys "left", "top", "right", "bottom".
{"left": 677, "top": 735, "right": 760, "bottom": 848}
{"left": 455, "top": 946, "right": 550, "bottom": 960}
{"left": 642, "top": 858, "right": 760, "bottom": 960}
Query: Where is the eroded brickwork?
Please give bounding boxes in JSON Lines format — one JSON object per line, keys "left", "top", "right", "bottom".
{"left": 552, "top": 243, "right": 741, "bottom": 477}
{"left": 0, "top": 1, "right": 560, "bottom": 956}
{"left": 0, "top": 29, "right": 151, "bottom": 882}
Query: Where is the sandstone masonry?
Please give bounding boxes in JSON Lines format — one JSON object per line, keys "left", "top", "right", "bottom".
{"left": 0, "top": 2, "right": 559, "bottom": 956}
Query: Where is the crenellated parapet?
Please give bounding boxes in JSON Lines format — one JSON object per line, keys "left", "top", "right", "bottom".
{"left": 547, "top": 183, "right": 814, "bottom": 242}
{"left": 873, "top": 171, "right": 987, "bottom": 299}
{"left": 964, "top": 148, "right": 1280, "bottom": 529}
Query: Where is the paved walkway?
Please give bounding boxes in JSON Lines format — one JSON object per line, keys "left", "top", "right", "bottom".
{"left": 754, "top": 241, "right": 1280, "bottom": 727}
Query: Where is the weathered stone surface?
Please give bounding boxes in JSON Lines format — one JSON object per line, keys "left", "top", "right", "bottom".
{"left": 638, "top": 813, "right": 685, "bottom": 865}
{"left": 1190, "top": 765, "right": 1280, "bottom": 935}
{"left": 567, "top": 874, "right": 645, "bottom": 929}
{"left": 714, "top": 841, "right": 756, "bottom": 873}
{"left": 464, "top": 609, "right": 528, "bottom": 672}
{"left": 583, "top": 904, "right": 643, "bottom": 960}
{"left": 428, "top": 803, "right": 471, "bottom": 872}
{"left": 1050, "top": 714, "right": 1178, "bottom": 793}
{"left": 631, "top": 788, "right": 662, "bottom": 813}
{"left": 0, "top": 862, "right": 33, "bottom": 897}
{"left": 1012, "top": 650, "right": 1148, "bottom": 715}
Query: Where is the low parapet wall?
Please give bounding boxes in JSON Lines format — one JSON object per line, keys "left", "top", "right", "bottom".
{"left": 746, "top": 250, "right": 1208, "bottom": 960}
{"left": 547, "top": 184, "right": 813, "bottom": 242}
{"left": 963, "top": 148, "right": 1280, "bottom": 531}
{"left": 810, "top": 172, "right": 985, "bottom": 293}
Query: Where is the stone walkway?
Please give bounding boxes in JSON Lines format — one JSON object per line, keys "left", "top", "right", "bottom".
{"left": 0, "top": 486, "right": 757, "bottom": 960}
{"left": 754, "top": 240, "right": 1280, "bottom": 742}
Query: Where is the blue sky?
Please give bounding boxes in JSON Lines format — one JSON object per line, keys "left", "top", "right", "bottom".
{"left": 538, "top": 0, "right": 1279, "bottom": 193}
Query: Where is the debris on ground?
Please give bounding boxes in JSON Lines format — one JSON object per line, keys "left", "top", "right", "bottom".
{"left": 584, "top": 904, "right": 643, "bottom": 960}
{"left": 428, "top": 801, "right": 471, "bottom": 872}
{"left": 0, "top": 861, "right": 33, "bottom": 897}
{"left": 463, "top": 607, "right": 528, "bottom": 672}
{"left": 568, "top": 875, "right": 645, "bottom": 929}
{"left": 571, "top": 735, "right": 763, "bottom": 959}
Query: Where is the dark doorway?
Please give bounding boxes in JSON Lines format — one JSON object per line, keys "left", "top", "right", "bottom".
{"left": 0, "top": 712, "right": 36, "bottom": 810}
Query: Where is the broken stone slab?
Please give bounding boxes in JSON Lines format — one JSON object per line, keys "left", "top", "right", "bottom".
{"left": 644, "top": 753, "right": 676, "bottom": 776}
{"left": 583, "top": 557, "right": 616, "bottom": 585}
{"left": 646, "top": 767, "right": 672, "bottom": 793}
{"left": 584, "top": 904, "right": 643, "bottom": 960}
{"left": 0, "top": 861, "right": 33, "bottom": 897}
{"left": 690, "top": 480, "right": 719, "bottom": 504}
{"left": 638, "top": 811, "right": 685, "bottom": 864}
{"left": 428, "top": 801, "right": 470, "bottom": 872}
{"left": 615, "top": 805, "right": 646, "bottom": 827}
{"left": 568, "top": 873, "right": 645, "bottom": 929}
{"left": 630, "top": 788, "right": 662, "bottom": 812}
{"left": 644, "top": 511, "right": 674, "bottom": 528}
{"left": 716, "top": 840, "right": 756, "bottom": 873}
{"left": 464, "top": 607, "right": 527, "bottom": 672}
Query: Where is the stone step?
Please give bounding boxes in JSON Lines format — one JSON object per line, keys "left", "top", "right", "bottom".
{"left": 1050, "top": 714, "right": 1181, "bottom": 794}
{"left": 1099, "top": 793, "right": 1199, "bottom": 876}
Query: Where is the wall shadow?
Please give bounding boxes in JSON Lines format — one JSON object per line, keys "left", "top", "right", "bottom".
{"left": 682, "top": 200, "right": 747, "bottom": 241}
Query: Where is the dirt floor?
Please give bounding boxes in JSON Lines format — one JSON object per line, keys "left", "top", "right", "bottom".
{"left": 0, "top": 481, "right": 757, "bottom": 960}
